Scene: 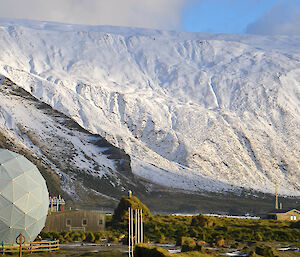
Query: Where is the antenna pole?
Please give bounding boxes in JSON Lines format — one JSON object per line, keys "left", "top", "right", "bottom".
{"left": 128, "top": 207, "right": 131, "bottom": 257}
{"left": 141, "top": 209, "right": 143, "bottom": 243}
{"left": 275, "top": 183, "right": 279, "bottom": 209}
{"left": 131, "top": 208, "right": 134, "bottom": 257}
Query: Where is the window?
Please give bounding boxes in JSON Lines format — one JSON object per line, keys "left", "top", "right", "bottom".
{"left": 82, "top": 219, "right": 87, "bottom": 226}
{"left": 99, "top": 219, "right": 103, "bottom": 225}
{"left": 66, "top": 219, "right": 71, "bottom": 226}
{"left": 290, "top": 216, "right": 297, "bottom": 221}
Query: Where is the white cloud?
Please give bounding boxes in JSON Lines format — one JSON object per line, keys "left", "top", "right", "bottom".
{"left": 246, "top": 0, "right": 300, "bottom": 35}
{"left": 0, "top": 0, "right": 186, "bottom": 30}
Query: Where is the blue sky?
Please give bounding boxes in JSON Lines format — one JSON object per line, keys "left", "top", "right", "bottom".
{"left": 182, "top": 0, "right": 300, "bottom": 35}
{"left": 183, "top": 0, "right": 277, "bottom": 33}
{"left": 0, "top": 0, "right": 300, "bottom": 35}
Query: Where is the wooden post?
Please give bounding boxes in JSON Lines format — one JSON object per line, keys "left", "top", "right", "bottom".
{"left": 18, "top": 234, "right": 24, "bottom": 257}
{"left": 20, "top": 234, "right": 22, "bottom": 257}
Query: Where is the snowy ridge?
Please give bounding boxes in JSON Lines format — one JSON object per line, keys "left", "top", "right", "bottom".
{"left": 0, "top": 19, "right": 299, "bottom": 196}
{"left": 0, "top": 77, "right": 134, "bottom": 203}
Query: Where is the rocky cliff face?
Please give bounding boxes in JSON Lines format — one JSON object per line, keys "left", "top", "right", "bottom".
{"left": 0, "top": 19, "right": 299, "bottom": 199}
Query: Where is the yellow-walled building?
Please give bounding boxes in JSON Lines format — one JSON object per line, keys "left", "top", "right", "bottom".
{"left": 267, "top": 209, "right": 300, "bottom": 221}
{"left": 43, "top": 210, "right": 106, "bottom": 232}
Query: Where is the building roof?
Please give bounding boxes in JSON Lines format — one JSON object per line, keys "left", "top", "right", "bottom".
{"left": 48, "top": 209, "right": 106, "bottom": 216}
{"left": 268, "top": 208, "right": 300, "bottom": 214}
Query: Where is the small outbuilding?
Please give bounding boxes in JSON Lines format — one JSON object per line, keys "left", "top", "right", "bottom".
{"left": 49, "top": 195, "right": 65, "bottom": 213}
{"left": 267, "top": 209, "right": 300, "bottom": 221}
{"left": 43, "top": 210, "right": 106, "bottom": 232}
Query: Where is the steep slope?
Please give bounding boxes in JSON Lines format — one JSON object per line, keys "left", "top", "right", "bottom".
{"left": 0, "top": 19, "right": 299, "bottom": 197}
{"left": 0, "top": 76, "right": 137, "bottom": 209}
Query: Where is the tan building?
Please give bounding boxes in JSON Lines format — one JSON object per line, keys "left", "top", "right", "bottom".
{"left": 43, "top": 210, "right": 106, "bottom": 232}
{"left": 267, "top": 209, "right": 300, "bottom": 221}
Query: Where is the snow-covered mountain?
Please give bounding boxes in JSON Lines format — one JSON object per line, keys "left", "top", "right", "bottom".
{"left": 0, "top": 19, "right": 299, "bottom": 199}
{"left": 0, "top": 76, "right": 140, "bottom": 209}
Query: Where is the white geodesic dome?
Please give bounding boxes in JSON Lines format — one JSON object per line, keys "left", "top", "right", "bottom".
{"left": 0, "top": 149, "right": 49, "bottom": 242}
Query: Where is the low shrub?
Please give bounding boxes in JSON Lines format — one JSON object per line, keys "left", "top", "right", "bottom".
{"left": 135, "top": 244, "right": 170, "bottom": 257}
{"left": 248, "top": 250, "right": 258, "bottom": 257}
{"left": 85, "top": 232, "right": 95, "bottom": 242}
{"left": 231, "top": 242, "right": 240, "bottom": 249}
{"left": 191, "top": 215, "right": 214, "bottom": 228}
{"left": 255, "top": 245, "right": 278, "bottom": 257}
{"left": 108, "top": 236, "right": 119, "bottom": 243}
{"left": 216, "top": 237, "right": 225, "bottom": 247}
{"left": 181, "top": 237, "right": 197, "bottom": 252}
{"left": 290, "top": 220, "right": 300, "bottom": 228}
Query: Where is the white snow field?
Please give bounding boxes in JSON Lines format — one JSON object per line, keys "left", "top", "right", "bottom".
{"left": 0, "top": 19, "right": 299, "bottom": 196}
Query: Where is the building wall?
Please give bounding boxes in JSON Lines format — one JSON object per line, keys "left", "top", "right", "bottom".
{"left": 43, "top": 210, "right": 106, "bottom": 232}
{"left": 275, "top": 210, "right": 300, "bottom": 221}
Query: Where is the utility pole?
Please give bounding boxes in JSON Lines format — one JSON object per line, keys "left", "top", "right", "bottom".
{"left": 140, "top": 209, "right": 143, "bottom": 243}
{"left": 137, "top": 209, "right": 140, "bottom": 243}
{"left": 131, "top": 208, "right": 134, "bottom": 257}
{"left": 275, "top": 182, "right": 279, "bottom": 210}
{"left": 128, "top": 207, "right": 131, "bottom": 257}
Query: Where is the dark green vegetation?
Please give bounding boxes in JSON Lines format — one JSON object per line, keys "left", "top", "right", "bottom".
{"left": 41, "top": 196, "right": 300, "bottom": 244}
{"left": 107, "top": 196, "right": 300, "bottom": 244}
{"left": 112, "top": 195, "right": 151, "bottom": 225}
{"left": 139, "top": 214, "right": 299, "bottom": 244}
{"left": 290, "top": 220, "right": 300, "bottom": 228}
{"left": 40, "top": 230, "right": 122, "bottom": 244}
{"left": 38, "top": 196, "right": 300, "bottom": 257}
